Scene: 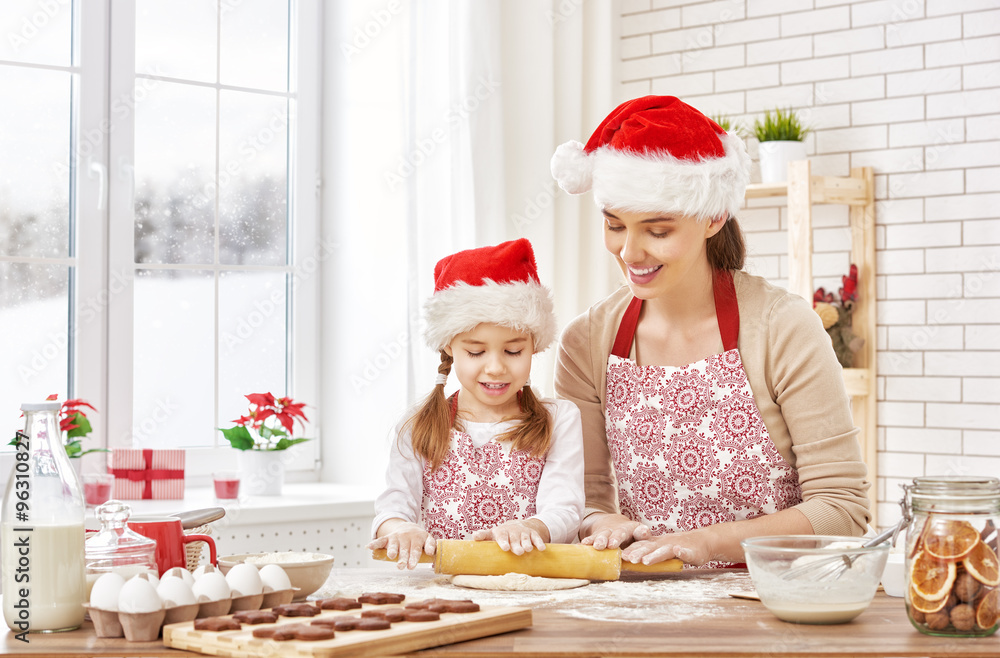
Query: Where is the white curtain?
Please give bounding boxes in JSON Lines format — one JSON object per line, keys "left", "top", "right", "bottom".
{"left": 320, "top": 0, "right": 619, "bottom": 485}
{"left": 406, "top": 0, "right": 622, "bottom": 401}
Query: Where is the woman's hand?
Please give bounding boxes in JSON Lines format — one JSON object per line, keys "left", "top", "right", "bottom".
{"left": 620, "top": 528, "right": 716, "bottom": 566}
{"left": 471, "top": 519, "right": 549, "bottom": 555}
{"left": 579, "top": 512, "right": 651, "bottom": 550}
{"left": 366, "top": 520, "right": 436, "bottom": 570}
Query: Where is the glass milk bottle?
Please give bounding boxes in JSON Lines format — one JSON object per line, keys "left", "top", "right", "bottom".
{"left": 2, "top": 401, "right": 87, "bottom": 634}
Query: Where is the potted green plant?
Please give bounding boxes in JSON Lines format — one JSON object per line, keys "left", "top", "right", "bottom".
{"left": 753, "top": 107, "right": 810, "bottom": 184}
{"left": 712, "top": 114, "right": 747, "bottom": 140}
{"left": 219, "top": 393, "right": 311, "bottom": 496}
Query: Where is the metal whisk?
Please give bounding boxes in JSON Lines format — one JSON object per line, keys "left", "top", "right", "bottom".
{"left": 780, "top": 497, "right": 911, "bottom": 583}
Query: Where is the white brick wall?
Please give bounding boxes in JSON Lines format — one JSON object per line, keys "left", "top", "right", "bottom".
{"left": 615, "top": 0, "right": 1000, "bottom": 527}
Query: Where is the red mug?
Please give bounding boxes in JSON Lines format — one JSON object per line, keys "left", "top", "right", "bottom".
{"left": 127, "top": 515, "right": 218, "bottom": 576}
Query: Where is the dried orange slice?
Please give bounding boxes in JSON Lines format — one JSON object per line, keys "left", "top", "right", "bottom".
{"left": 975, "top": 588, "right": 999, "bottom": 630}
{"left": 908, "top": 584, "right": 950, "bottom": 613}
{"left": 924, "top": 519, "right": 980, "bottom": 560}
{"left": 910, "top": 550, "right": 957, "bottom": 600}
{"left": 964, "top": 541, "right": 1000, "bottom": 587}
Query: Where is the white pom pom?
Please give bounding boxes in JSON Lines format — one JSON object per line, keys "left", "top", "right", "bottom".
{"left": 550, "top": 140, "right": 593, "bottom": 195}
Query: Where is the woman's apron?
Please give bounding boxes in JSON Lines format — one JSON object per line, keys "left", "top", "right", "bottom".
{"left": 420, "top": 397, "right": 546, "bottom": 539}
{"left": 605, "top": 270, "right": 801, "bottom": 567}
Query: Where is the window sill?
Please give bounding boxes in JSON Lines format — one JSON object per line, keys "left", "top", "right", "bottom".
{"left": 86, "top": 482, "right": 380, "bottom": 530}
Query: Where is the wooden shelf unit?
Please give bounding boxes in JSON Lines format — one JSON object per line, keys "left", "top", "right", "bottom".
{"left": 745, "top": 161, "right": 878, "bottom": 523}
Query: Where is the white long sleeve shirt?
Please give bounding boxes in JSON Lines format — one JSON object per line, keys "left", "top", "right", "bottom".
{"left": 371, "top": 398, "right": 585, "bottom": 544}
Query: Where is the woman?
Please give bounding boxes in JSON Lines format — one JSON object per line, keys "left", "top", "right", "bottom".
{"left": 550, "top": 96, "right": 870, "bottom": 568}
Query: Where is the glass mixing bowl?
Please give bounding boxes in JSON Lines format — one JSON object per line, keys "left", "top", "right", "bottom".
{"left": 742, "top": 535, "right": 890, "bottom": 625}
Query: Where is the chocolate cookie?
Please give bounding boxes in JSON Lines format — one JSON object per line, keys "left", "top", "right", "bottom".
{"left": 403, "top": 610, "right": 441, "bottom": 622}
{"left": 317, "top": 597, "right": 362, "bottom": 610}
{"left": 252, "top": 623, "right": 308, "bottom": 639}
{"left": 194, "top": 617, "right": 241, "bottom": 632}
{"left": 357, "top": 591, "right": 405, "bottom": 605}
{"left": 427, "top": 599, "right": 479, "bottom": 613}
{"left": 232, "top": 609, "right": 279, "bottom": 624}
{"left": 272, "top": 602, "right": 320, "bottom": 617}
{"left": 356, "top": 617, "right": 392, "bottom": 630}
{"left": 294, "top": 625, "right": 336, "bottom": 641}
{"left": 333, "top": 618, "right": 361, "bottom": 631}
{"left": 361, "top": 607, "right": 405, "bottom": 622}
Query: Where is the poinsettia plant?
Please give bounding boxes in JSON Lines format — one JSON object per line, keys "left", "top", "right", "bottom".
{"left": 9, "top": 394, "right": 107, "bottom": 458}
{"left": 219, "top": 393, "right": 311, "bottom": 451}
{"left": 813, "top": 264, "right": 864, "bottom": 368}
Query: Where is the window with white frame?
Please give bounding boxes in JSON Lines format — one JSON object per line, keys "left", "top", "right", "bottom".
{"left": 0, "top": 1, "right": 77, "bottom": 432}
{"left": 1, "top": 1, "right": 320, "bottom": 475}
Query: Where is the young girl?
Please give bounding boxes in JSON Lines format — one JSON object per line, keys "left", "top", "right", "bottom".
{"left": 368, "top": 239, "right": 585, "bottom": 570}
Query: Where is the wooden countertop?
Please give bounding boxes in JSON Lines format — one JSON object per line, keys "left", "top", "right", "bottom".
{"left": 3, "top": 566, "right": 997, "bottom": 657}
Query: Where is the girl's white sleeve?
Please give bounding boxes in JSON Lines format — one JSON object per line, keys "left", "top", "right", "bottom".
{"left": 370, "top": 423, "right": 425, "bottom": 538}
{"left": 531, "top": 399, "right": 586, "bottom": 544}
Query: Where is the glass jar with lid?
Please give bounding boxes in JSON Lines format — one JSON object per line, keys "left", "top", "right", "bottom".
{"left": 84, "top": 500, "right": 157, "bottom": 600}
{"left": 903, "top": 475, "right": 1000, "bottom": 637}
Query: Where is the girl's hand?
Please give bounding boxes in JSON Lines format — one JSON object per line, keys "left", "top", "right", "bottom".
{"left": 366, "top": 522, "right": 436, "bottom": 570}
{"left": 579, "top": 513, "right": 651, "bottom": 550}
{"left": 471, "top": 520, "right": 548, "bottom": 555}
{"left": 620, "top": 528, "right": 715, "bottom": 567}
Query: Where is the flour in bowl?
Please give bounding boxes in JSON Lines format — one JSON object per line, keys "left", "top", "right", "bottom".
{"left": 244, "top": 552, "right": 329, "bottom": 564}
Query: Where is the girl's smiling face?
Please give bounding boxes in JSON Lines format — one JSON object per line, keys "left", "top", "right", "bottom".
{"left": 445, "top": 323, "right": 533, "bottom": 423}
{"left": 602, "top": 207, "right": 724, "bottom": 299}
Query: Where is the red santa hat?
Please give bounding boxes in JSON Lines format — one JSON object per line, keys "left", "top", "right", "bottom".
{"left": 424, "top": 238, "right": 556, "bottom": 353}
{"left": 550, "top": 95, "right": 750, "bottom": 221}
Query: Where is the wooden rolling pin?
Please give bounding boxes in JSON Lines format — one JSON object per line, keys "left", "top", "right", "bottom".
{"left": 372, "top": 539, "right": 682, "bottom": 580}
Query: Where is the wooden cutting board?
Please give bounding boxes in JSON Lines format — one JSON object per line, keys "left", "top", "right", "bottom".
{"left": 162, "top": 602, "right": 532, "bottom": 658}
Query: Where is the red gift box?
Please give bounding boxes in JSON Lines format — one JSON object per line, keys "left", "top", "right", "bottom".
{"left": 109, "top": 449, "right": 185, "bottom": 500}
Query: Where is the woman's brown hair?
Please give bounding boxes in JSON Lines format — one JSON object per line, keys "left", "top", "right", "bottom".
{"left": 404, "top": 348, "right": 553, "bottom": 471}
{"left": 706, "top": 214, "right": 746, "bottom": 271}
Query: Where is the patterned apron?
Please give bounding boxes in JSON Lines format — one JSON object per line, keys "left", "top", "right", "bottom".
{"left": 420, "top": 422, "right": 546, "bottom": 540}
{"left": 605, "top": 270, "right": 801, "bottom": 567}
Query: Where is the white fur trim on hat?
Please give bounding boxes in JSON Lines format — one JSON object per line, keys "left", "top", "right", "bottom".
{"left": 550, "top": 140, "right": 593, "bottom": 195}
{"left": 591, "top": 132, "right": 750, "bottom": 221}
{"left": 424, "top": 279, "right": 557, "bottom": 353}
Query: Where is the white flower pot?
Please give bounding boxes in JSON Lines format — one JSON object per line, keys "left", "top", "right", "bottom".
{"left": 757, "top": 140, "right": 807, "bottom": 184}
{"left": 238, "top": 450, "right": 287, "bottom": 496}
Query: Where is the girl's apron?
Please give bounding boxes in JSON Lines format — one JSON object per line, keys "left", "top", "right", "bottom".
{"left": 420, "top": 422, "right": 546, "bottom": 540}
{"left": 605, "top": 270, "right": 801, "bottom": 567}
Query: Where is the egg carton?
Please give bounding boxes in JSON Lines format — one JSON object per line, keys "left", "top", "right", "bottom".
{"left": 86, "top": 588, "right": 296, "bottom": 642}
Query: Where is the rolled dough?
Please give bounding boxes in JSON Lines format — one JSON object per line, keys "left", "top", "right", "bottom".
{"left": 451, "top": 573, "right": 590, "bottom": 591}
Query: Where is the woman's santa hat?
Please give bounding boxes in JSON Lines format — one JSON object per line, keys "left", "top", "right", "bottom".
{"left": 550, "top": 95, "right": 750, "bottom": 221}
{"left": 424, "top": 238, "right": 556, "bottom": 353}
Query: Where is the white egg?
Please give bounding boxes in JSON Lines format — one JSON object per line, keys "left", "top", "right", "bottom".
{"left": 225, "top": 562, "right": 264, "bottom": 597}
{"left": 135, "top": 570, "right": 159, "bottom": 587}
{"left": 156, "top": 575, "right": 196, "bottom": 607}
{"left": 118, "top": 575, "right": 163, "bottom": 613}
{"left": 258, "top": 564, "right": 291, "bottom": 593}
{"left": 192, "top": 572, "right": 231, "bottom": 602}
{"left": 162, "top": 566, "right": 195, "bottom": 588}
{"left": 90, "top": 572, "right": 126, "bottom": 611}
{"left": 193, "top": 563, "right": 219, "bottom": 580}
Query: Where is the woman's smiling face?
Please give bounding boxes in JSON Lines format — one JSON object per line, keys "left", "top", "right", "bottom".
{"left": 602, "top": 207, "right": 723, "bottom": 299}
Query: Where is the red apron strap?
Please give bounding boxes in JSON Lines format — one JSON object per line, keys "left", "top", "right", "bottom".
{"left": 611, "top": 296, "right": 643, "bottom": 358}
{"left": 611, "top": 270, "right": 740, "bottom": 358}
{"left": 713, "top": 269, "right": 740, "bottom": 352}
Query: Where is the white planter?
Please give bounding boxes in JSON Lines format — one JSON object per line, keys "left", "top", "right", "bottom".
{"left": 238, "top": 450, "right": 287, "bottom": 496}
{"left": 757, "top": 140, "right": 807, "bottom": 184}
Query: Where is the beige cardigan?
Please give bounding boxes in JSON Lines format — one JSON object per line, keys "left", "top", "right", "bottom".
{"left": 554, "top": 269, "right": 871, "bottom": 537}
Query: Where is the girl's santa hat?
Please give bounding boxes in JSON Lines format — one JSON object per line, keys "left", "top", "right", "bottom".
{"left": 424, "top": 238, "right": 556, "bottom": 353}
{"left": 550, "top": 95, "right": 750, "bottom": 221}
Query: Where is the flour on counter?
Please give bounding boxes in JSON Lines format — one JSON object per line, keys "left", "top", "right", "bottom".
{"left": 313, "top": 567, "right": 751, "bottom": 624}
